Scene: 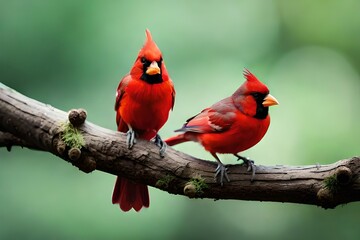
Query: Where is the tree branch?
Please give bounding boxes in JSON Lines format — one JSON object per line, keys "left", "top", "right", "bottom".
{"left": 1, "top": 84, "right": 359, "bottom": 209}
{"left": 0, "top": 131, "right": 40, "bottom": 151}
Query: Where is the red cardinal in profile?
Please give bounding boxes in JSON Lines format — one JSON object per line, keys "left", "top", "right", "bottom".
{"left": 112, "top": 29, "right": 175, "bottom": 211}
{"left": 165, "top": 70, "right": 278, "bottom": 184}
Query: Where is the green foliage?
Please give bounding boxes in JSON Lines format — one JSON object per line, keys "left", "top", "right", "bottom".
{"left": 189, "top": 176, "right": 209, "bottom": 195}
{"left": 323, "top": 174, "right": 340, "bottom": 193}
{"left": 60, "top": 122, "right": 85, "bottom": 149}
{"left": 156, "top": 175, "right": 175, "bottom": 189}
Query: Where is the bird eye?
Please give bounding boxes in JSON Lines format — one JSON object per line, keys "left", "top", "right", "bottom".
{"left": 141, "top": 57, "right": 146, "bottom": 63}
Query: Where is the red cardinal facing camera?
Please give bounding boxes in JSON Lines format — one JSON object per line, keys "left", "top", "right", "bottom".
{"left": 112, "top": 29, "right": 175, "bottom": 212}
{"left": 165, "top": 70, "right": 278, "bottom": 184}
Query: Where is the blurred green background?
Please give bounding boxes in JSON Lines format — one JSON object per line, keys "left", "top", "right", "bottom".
{"left": 1, "top": 0, "right": 360, "bottom": 239}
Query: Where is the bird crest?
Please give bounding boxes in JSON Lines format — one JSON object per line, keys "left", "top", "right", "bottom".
{"left": 243, "top": 68, "right": 259, "bottom": 82}
{"left": 241, "top": 68, "right": 269, "bottom": 94}
{"left": 139, "top": 29, "right": 162, "bottom": 61}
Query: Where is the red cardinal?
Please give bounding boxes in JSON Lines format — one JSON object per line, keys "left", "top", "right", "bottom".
{"left": 112, "top": 29, "right": 175, "bottom": 211}
{"left": 165, "top": 70, "right": 278, "bottom": 184}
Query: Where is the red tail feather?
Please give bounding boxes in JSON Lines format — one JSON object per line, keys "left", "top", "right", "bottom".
{"left": 165, "top": 133, "right": 189, "bottom": 146}
{"left": 112, "top": 177, "right": 149, "bottom": 212}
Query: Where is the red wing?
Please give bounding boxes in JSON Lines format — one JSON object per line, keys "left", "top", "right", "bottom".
{"left": 115, "top": 74, "right": 131, "bottom": 132}
{"left": 177, "top": 98, "right": 236, "bottom": 133}
{"left": 170, "top": 79, "right": 176, "bottom": 110}
{"left": 115, "top": 74, "right": 131, "bottom": 111}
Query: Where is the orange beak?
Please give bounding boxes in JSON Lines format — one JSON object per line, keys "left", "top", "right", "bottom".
{"left": 262, "top": 94, "right": 279, "bottom": 107}
{"left": 146, "top": 61, "right": 161, "bottom": 75}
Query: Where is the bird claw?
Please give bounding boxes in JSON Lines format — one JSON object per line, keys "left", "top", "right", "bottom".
{"left": 236, "top": 155, "right": 256, "bottom": 182}
{"left": 126, "top": 129, "right": 136, "bottom": 149}
{"left": 245, "top": 160, "right": 256, "bottom": 182}
{"left": 154, "top": 134, "right": 167, "bottom": 158}
{"left": 214, "top": 163, "right": 230, "bottom": 186}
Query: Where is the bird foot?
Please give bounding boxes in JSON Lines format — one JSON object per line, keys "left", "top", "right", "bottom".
{"left": 235, "top": 154, "right": 256, "bottom": 182}
{"left": 126, "top": 129, "right": 136, "bottom": 149}
{"left": 215, "top": 163, "right": 230, "bottom": 186}
{"left": 154, "top": 134, "right": 167, "bottom": 158}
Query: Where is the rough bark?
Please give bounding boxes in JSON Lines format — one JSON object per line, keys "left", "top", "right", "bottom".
{"left": 1, "top": 85, "right": 359, "bottom": 209}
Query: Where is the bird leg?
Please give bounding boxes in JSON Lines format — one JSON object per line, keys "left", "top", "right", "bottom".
{"left": 154, "top": 134, "right": 167, "bottom": 158}
{"left": 211, "top": 153, "right": 230, "bottom": 186}
{"left": 234, "top": 154, "right": 256, "bottom": 182}
{"left": 126, "top": 125, "right": 136, "bottom": 149}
